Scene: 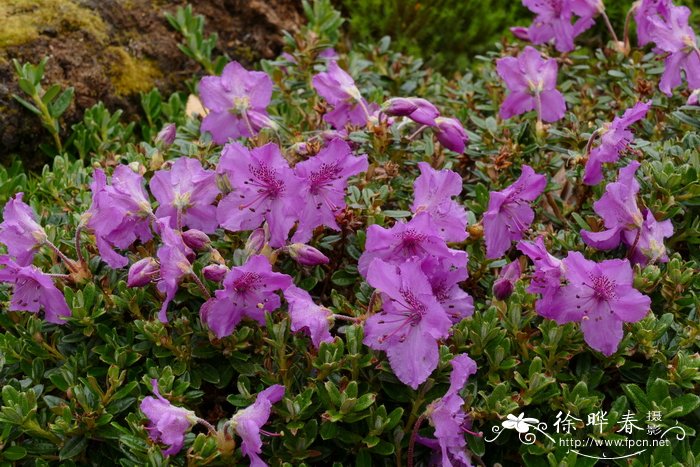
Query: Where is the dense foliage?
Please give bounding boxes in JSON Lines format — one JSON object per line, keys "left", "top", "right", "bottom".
{"left": 340, "top": 0, "right": 700, "bottom": 72}
{"left": 1, "top": 1, "right": 699, "bottom": 466}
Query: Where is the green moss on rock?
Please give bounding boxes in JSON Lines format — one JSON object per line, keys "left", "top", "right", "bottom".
{"left": 107, "top": 46, "right": 162, "bottom": 96}
{"left": 0, "top": 0, "right": 108, "bottom": 48}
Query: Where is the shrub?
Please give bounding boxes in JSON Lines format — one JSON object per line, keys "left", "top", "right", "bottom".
{"left": 0, "top": 1, "right": 699, "bottom": 466}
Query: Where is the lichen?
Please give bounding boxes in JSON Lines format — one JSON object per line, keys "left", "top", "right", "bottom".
{"left": 0, "top": 0, "right": 108, "bottom": 48}
{"left": 106, "top": 46, "right": 163, "bottom": 96}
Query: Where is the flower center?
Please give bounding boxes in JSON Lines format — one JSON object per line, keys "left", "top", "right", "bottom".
{"left": 398, "top": 229, "right": 427, "bottom": 255}
{"left": 233, "top": 272, "right": 261, "bottom": 294}
{"left": 589, "top": 274, "right": 617, "bottom": 301}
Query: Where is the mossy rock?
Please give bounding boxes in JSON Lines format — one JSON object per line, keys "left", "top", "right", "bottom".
{"left": 0, "top": 0, "right": 304, "bottom": 165}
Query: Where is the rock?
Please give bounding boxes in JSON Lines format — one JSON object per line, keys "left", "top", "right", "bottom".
{"left": 0, "top": 0, "right": 304, "bottom": 163}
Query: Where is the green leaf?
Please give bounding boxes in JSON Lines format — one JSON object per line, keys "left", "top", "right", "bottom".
{"left": 2, "top": 446, "right": 27, "bottom": 461}
{"left": 49, "top": 88, "right": 74, "bottom": 118}
{"left": 59, "top": 437, "right": 87, "bottom": 460}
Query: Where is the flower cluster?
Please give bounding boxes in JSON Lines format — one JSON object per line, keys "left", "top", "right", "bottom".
{"left": 359, "top": 163, "right": 473, "bottom": 389}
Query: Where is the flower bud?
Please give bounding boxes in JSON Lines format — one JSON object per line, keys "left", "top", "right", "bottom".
{"left": 287, "top": 243, "right": 330, "bottom": 266}
{"left": 203, "top": 264, "right": 229, "bottom": 282}
{"left": 128, "top": 257, "right": 159, "bottom": 287}
{"left": 492, "top": 260, "right": 521, "bottom": 301}
{"left": 510, "top": 26, "right": 530, "bottom": 41}
{"left": 182, "top": 229, "right": 211, "bottom": 251}
{"left": 688, "top": 89, "right": 699, "bottom": 106}
{"left": 155, "top": 123, "right": 177, "bottom": 146}
{"left": 245, "top": 228, "right": 267, "bottom": 256}
{"left": 435, "top": 117, "right": 469, "bottom": 153}
{"left": 382, "top": 98, "right": 419, "bottom": 117}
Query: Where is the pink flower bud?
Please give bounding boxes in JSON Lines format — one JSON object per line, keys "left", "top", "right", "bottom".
{"left": 155, "top": 123, "right": 177, "bottom": 146}
{"left": 287, "top": 243, "right": 330, "bottom": 266}
{"left": 128, "top": 257, "right": 159, "bottom": 287}
{"left": 245, "top": 228, "right": 267, "bottom": 256}
{"left": 382, "top": 98, "right": 419, "bottom": 117}
{"left": 182, "top": 229, "right": 211, "bottom": 251}
{"left": 492, "top": 260, "right": 521, "bottom": 301}
{"left": 510, "top": 26, "right": 530, "bottom": 41}
{"left": 202, "top": 264, "right": 229, "bottom": 282}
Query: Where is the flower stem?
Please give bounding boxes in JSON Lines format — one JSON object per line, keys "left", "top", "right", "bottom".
{"left": 196, "top": 417, "right": 217, "bottom": 435}
{"left": 190, "top": 271, "right": 212, "bottom": 299}
{"left": 45, "top": 240, "right": 79, "bottom": 273}
{"left": 601, "top": 10, "right": 620, "bottom": 46}
{"left": 74, "top": 225, "right": 85, "bottom": 265}
{"left": 407, "top": 125, "right": 429, "bottom": 142}
{"left": 241, "top": 111, "right": 257, "bottom": 139}
{"left": 332, "top": 314, "right": 360, "bottom": 323}
{"left": 407, "top": 414, "right": 426, "bottom": 467}
{"left": 623, "top": 3, "right": 639, "bottom": 53}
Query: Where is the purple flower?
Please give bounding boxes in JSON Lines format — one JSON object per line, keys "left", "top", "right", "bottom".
{"left": 363, "top": 259, "right": 452, "bottom": 389}
{"left": 128, "top": 257, "right": 159, "bottom": 287}
{"left": 199, "top": 61, "right": 274, "bottom": 144}
{"left": 496, "top": 47, "right": 566, "bottom": 123}
{"left": 635, "top": 0, "right": 672, "bottom": 47}
{"left": 434, "top": 117, "right": 469, "bottom": 153}
{"left": 358, "top": 212, "right": 453, "bottom": 278}
{"left": 0, "top": 255, "right": 71, "bottom": 324}
{"left": 0, "top": 193, "right": 48, "bottom": 266}
{"left": 492, "top": 260, "right": 522, "bottom": 301}
{"left": 383, "top": 97, "right": 439, "bottom": 126}
{"left": 689, "top": 89, "right": 700, "bottom": 105}
{"left": 517, "top": 237, "right": 564, "bottom": 318}
{"left": 412, "top": 162, "right": 468, "bottom": 242}
{"left": 420, "top": 250, "right": 474, "bottom": 324}
{"left": 510, "top": 26, "right": 531, "bottom": 41}
{"left": 521, "top": 0, "right": 596, "bottom": 53}
{"left": 87, "top": 166, "right": 154, "bottom": 269}
{"left": 229, "top": 385, "right": 285, "bottom": 467}
{"left": 584, "top": 101, "right": 652, "bottom": 185}
{"left": 419, "top": 353, "right": 478, "bottom": 467}
{"left": 283, "top": 285, "right": 333, "bottom": 348}
{"left": 290, "top": 139, "right": 368, "bottom": 243}
{"left": 150, "top": 158, "right": 219, "bottom": 233}
{"left": 155, "top": 218, "right": 194, "bottom": 323}
{"left": 483, "top": 165, "right": 547, "bottom": 259}
{"left": 217, "top": 142, "right": 301, "bottom": 248}
{"left": 649, "top": 6, "right": 700, "bottom": 96}
{"left": 140, "top": 379, "right": 197, "bottom": 457}
{"left": 286, "top": 243, "right": 330, "bottom": 266}
{"left": 625, "top": 209, "right": 674, "bottom": 265}
{"left": 200, "top": 255, "right": 292, "bottom": 338}
{"left": 582, "top": 162, "right": 672, "bottom": 265}
{"left": 546, "top": 252, "right": 651, "bottom": 356}
{"left": 312, "top": 61, "right": 373, "bottom": 128}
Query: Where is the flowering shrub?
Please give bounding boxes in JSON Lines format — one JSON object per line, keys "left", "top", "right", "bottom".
{"left": 1, "top": 1, "right": 699, "bottom": 465}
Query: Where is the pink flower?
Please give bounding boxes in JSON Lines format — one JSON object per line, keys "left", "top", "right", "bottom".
{"left": 412, "top": 162, "right": 468, "bottom": 242}
{"left": 0, "top": 255, "right": 71, "bottom": 324}
{"left": 312, "top": 61, "right": 375, "bottom": 128}
{"left": 483, "top": 165, "right": 547, "bottom": 259}
{"left": 545, "top": 252, "right": 651, "bottom": 356}
{"left": 150, "top": 157, "right": 219, "bottom": 233}
{"left": 199, "top": 61, "right": 274, "bottom": 144}
{"left": 228, "top": 385, "right": 285, "bottom": 467}
{"left": 583, "top": 101, "right": 652, "bottom": 186}
{"left": 496, "top": 47, "right": 566, "bottom": 123}
{"left": 0, "top": 193, "right": 48, "bottom": 266}
{"left": 283, "top": 285, "right": 333, "bottom": 348}
{"left": 217, "top": 142, "right": 302, "bottom": 247}
{"left": 418, "top": 354, "right": 478, "bottom": 467}
{"left": 140, "top": 379, "right": 197, "bottom": 456}
{"left": 87, "top": 166, "right": 154, "bottom": 268}
{"left": 290, "top": 138, "right": 368, "bottom": 243}
{"left": 200, "top": 255, "right": 292, "bottom": 338}
{"left": 363, "top": 259, "right": 452, "bottom": 389}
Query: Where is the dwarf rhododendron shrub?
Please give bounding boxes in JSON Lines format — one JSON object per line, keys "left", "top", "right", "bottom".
{"left": 0, "top": 1, "right": 698, "bottom": 466}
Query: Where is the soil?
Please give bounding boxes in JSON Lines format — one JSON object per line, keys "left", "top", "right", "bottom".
{"left": 0, "top": 0, "right": 304, "bottom": 165}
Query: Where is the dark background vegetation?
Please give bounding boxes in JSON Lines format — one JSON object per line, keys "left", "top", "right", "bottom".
{"left": 339, "top": 0, "right": 700, "bottom": 72}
